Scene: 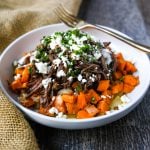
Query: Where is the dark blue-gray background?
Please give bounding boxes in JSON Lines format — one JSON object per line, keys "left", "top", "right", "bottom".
{"left": 30, "top": 1, "right": 150, "bottom": 149}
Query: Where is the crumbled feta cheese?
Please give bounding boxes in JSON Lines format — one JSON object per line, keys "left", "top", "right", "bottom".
{"left": 70, "top": 44, "right": 80, "bottom": 51}
{"left": 42, "top": 78, "right": 52, "bottom": 89}
{"left": 77, "top": 74, "right": 82, "bottom": 81}
{"left": 61, "top": 56, "right": 68, "bottom": 67}
{"left": 89, "top": 76, "right": 95, "bottom": 82}
{"left": 102, "top": 49, "right": 112, "bottom": 65}
{"left": 56, "top": 70, "right": 66, "bottom": 78}
{"left": 93, "top": 51, "right": 102, "bottom": 60}
{"left": 30, "top": 51, "right": 39, "bottom": 62}
{"left": 35, "top": 62, "right": 48, "bottom": 74}
{"left": 121, "top": 95, "right": 131, "bottom": 103}
{"left": 56, "top": 112, "right": 67, "bottom": 119}
{"left": 82, "top": 79, "right": 87, "bottom": 83}
{"left": 49, "top": 107, "right": 59, "bottom": 114}
{"left": 68, "top": 76, "right": 73, "bottom": 81}
{"left": 52, "top": 96, "right": 56, "bottom": 101}
{"left": 14, "top": 74, "right": 21, "bottom": 80}
{"left": 101, "top": 95, "right": 107, "bottom": 99}
{"left": 53, "top": 58, "right": 61, "bottom": 67}
{"left": 13, "top": 60, "right": 18, "bottom": 66}
{"left": 71, "top": 53, "right": 80, "bottom": 60}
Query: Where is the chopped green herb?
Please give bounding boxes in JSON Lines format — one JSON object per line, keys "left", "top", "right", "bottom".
{"left": 28, "top": 67, "right": 33, "bottom": 74}
{"left": 91, "top": 97, "right": 95, "bottom": 103}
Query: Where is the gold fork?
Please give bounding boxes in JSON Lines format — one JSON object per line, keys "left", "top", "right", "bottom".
{"left": 55, "top": 5, "right": 150, "bottom": 53}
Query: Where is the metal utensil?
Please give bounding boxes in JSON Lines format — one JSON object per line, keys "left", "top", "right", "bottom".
{"left": 55, "top": 5, "right": 150, "bottom": 53}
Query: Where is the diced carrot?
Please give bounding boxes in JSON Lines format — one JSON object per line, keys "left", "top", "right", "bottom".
{"left": 77, "top": 92, "right": 87, "bottom": 110}
{"left": 125, "top": 61, "right": 137, "bottom": 73}
{"left": 123, "top": 75, "right": 139, "bottom": 86}
{"left": 62, "top": 95, "right": 76, "bottom": 104}
{"left": 123, "top": 83, "right": 134, "bottom": 93}
{"left": 65, "top": 103, "right": 78, "bottom": 114}
{"left": 102, "top": 90, "right": 112, "bottom": 97}
{"left": 111, "top": 82, "right": 123, "bottom": 94}
{"left": 15, "top": 68, "right": 24, "bottom": 75}
{"left": 54, "top": 95, "right": 66, "bottom": 113}
{"left": 117, "top": 59, "right": 126, "bottom": 72}
{"left": 113, "top": 71, "right": 123, "bottom": 80}
{"left": 85, "top": 89, "right": 101, "bottom": 104}
{"left": 11, "top": 79, "right": 22, "bottom": 90}
{"left": 77, "top": 110, "right": 91, "bottom": 119}
{"left": 85, "top": 105, "right": 99, "bottom": 117}
{"left": 65, "top": 103, "right": 74, "bottom": 114}
{"left": 21, "top": 67, "right": 30, "bottom": 83}
{"left": 116, "top": 53, "right": 124, "bottom": 60}
{"left": 97, "top": 80, "right": 110, "bottom": 92}
{"left": 39, "top": 106, "right": 49, "bottom": 115}
{"left": 21, "top": 99, "right": 35, "bottom": 107}
{"left": 97, "top": 100, "right": 110, "bottom": 113}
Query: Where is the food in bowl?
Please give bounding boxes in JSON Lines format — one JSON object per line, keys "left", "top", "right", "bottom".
{"left": 10, "top": 29, "right": 139, "bottom": 119}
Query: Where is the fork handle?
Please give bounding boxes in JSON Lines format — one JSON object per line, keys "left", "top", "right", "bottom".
{"left": 80, "top": 24, "right": 150, "bottom": 53}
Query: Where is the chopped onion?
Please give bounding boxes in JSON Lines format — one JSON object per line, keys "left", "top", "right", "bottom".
{"left": 58, "top": 88, "right": 73, "bottom": 95}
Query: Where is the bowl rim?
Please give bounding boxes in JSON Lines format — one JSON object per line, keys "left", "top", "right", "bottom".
{"left": 0, "top": 23, "right": 150, "bottom": 123}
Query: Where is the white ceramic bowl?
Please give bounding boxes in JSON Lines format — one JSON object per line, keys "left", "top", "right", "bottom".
{"left": 0, "top": 23, "right": 150, "bottom": 129}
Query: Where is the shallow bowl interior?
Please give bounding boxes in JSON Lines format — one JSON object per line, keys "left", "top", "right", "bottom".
{"left": 0, "top": 23, "right": 150, "bottom": 129}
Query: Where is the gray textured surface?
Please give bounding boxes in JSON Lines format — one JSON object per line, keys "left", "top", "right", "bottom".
{"left": 30, "top": 0, "right": 150, "bottom": 149}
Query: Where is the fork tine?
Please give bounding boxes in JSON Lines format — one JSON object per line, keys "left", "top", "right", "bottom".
{"left": 55, "top": 8, "right": 75, "bottom": 27}
{"left": 55, "top": 4, "right": 81, "bottom": 27}
{"left": 60, "top": 4, "right": 81, "bottom": 22}
{"left": 55, "top": 9, "right": 75, "bottom": 27}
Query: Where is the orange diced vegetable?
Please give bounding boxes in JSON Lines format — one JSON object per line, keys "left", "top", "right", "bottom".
{"left": 21, "top": 99, "right": 35, "bottom": 107}
{"left": 65, "top": 103, "right": 78, "bottom": 114}
{"left": 111, "top": 82, "right": 123, "bottom": 94}
{"left": 11, "top": 79, "right": 22, "bottom": 90}
{"left": 85, "top": 89, "right": 101, "bottom": 104}
{"left": 97, "top": 80, "right": 110, "bottom": 92}
{"left": 117, "top": 59, "right": 126, "bottom": 72}
{"left": 77, "top": 110, "right": 91, "bottom": 119}
{"left": 113, "top": 71, "right": 123, "bottom": 80}
{"left": 85, "top": 105, "right": 99, "bottom": 117}
{"left": 62, "top": 95, "right": 75, "bottom": 104}
{"left": 77, "top": 92, "right": 87, "bottom": 110}
{"left": 116, "top": 53, "right": 124, "bottom": 60}
{"left": 97, "top": 100, "right": 110, "bottom": 113}
{"left": 125, "top": 61, "right": 137, "bottom": 73}
{"left": 65, "top": 103, "right": 74, "bottom": 114}
{"left": 15, "top": 68, "right": 24, "bottom": 75}
{"left": 123, "top": 83, "right": 134, "bottom": 93}
{"left": 21, "top": 67, "right": 30, "bottom": 83}
{"left": 123, "top": 75, "right": 139, "bottom": 86}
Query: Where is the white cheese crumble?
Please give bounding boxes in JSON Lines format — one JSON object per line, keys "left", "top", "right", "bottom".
{"left": 82, "top": 79, "right": 87, "bottom": 83}
{"left": 35, "top": 62, "right": 48, "bottom": 74}
{"left": 89, "top": 76, "right": 95, "bottom": 82}
{"left": 13, "top": 60, "right": 18, "bottom": 66}
{"left": 121, "top": 95, "right": 131, "bottom": 103}
{"left": 93, "top": 51, "right": 102, "bottom": 60}
{"left": 56, "top": 70, "right": 66, "bottom": 78}
{"left": 102, "top": 49, "right": 112, "bottom": 65}
{"left": 49, "top": 107, "right": 59, "bottom": 114}
{"left": 101, "top": 95, "right": 107, "bottom": 99}
{"left": 56, "top": 112, "right": 67, "bottom": 119}
{"left": 42, "top": 78, "right": 52, "bottom": 89}
{"left": 53, "top": 58, "right": 61, "bottom": 67}
{"left": 14, "top": 74, "right": 21, "bottom": 80}
{"left": 68, "top": 76, "right": 73, "bottom": 81}
{"left": 77, "top": 74, "right": 82, "bottom": 81}
{"left": 29, "top": 51, "right": 39, "bottom": 62}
